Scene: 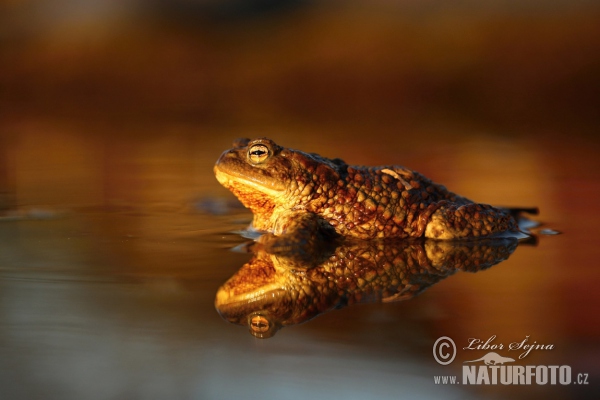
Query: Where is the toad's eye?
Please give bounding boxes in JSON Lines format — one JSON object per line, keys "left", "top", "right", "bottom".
{"left": 249, "top": 314, "right": 270, "bottom": 334}
{"left": 248, "top": 144, "right": 270, "bottom": 164}
{"left": 247, "top": 313, "right": 278, "bottom": 338}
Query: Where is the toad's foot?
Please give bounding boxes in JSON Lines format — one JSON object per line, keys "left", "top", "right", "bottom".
{"left": 425, "top": 203, "right": 521, "bottom": 239}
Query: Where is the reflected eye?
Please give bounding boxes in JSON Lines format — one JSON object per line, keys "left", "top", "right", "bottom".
{"left": 249, "top": 314, "right": 270, "bottom": 334}
{"left": 248, "top": 144, "right": 270, "bottom": 164}
{"left": 247, "top": 312, "right": 279, "bottom": 338}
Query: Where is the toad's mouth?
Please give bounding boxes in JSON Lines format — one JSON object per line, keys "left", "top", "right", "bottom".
{"left": 214, "top": 166, "right": 286, "bottom": 198}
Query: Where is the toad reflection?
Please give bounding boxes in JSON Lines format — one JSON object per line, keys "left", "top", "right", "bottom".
{"left": 215, "top": 237, "right": 518, "bottom": 338}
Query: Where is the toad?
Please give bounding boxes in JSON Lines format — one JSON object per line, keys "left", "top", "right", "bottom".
{"left": 214, "top": 138, "right": 534, "bottom": 240}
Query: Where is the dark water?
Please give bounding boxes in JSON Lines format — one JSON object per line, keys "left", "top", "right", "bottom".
{"left": 0, "top": 120, "right": 598, "bottom": 400}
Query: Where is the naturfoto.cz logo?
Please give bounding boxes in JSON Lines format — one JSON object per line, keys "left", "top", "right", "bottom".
{"left": 432, "top": 336, "right": 590, "bottom": 386}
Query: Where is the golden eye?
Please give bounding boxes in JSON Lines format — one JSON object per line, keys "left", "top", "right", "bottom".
{"left": 248, "top": 144, "right": 270, "bottom": 164}
{"left": 249, "top": 314, "right": 270, "bottom": 334}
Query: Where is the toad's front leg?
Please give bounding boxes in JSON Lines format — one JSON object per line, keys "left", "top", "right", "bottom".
{"left": 257, "top": 212, "right": 339, "bottom": 259}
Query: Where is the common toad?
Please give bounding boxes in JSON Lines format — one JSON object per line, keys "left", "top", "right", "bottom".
{"left": 214, "top": 138, "right": 531, "bottom": 240}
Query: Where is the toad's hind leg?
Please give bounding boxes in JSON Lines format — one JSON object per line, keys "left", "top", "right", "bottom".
{"left": 425, "top": 203, "right": 519, "bottom": 239}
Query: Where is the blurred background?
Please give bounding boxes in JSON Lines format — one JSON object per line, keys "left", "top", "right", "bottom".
{"left": 2, "top": 0, "right": 600, "bottom": 127}
{"left": 1, "top": 0, "right": 599, "bottom": 208}
{"left": 1, "top": 1, "right": 599, "bottom": 399}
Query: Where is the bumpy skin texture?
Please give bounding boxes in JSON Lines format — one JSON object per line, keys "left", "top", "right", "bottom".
{"left": 215, "top": 237, "right": 518, "bottom": 338}
{"left": 214, "top": 138, "right": 520, "bottom": 240}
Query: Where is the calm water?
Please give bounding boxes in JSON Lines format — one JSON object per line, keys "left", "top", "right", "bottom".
{"left": 0, "top": 119, "right": 599, "bottom": 399}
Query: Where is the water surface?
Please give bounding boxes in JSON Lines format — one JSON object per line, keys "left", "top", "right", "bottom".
{"left": 0, "top": 120, "right": 599, "bottom": 399}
